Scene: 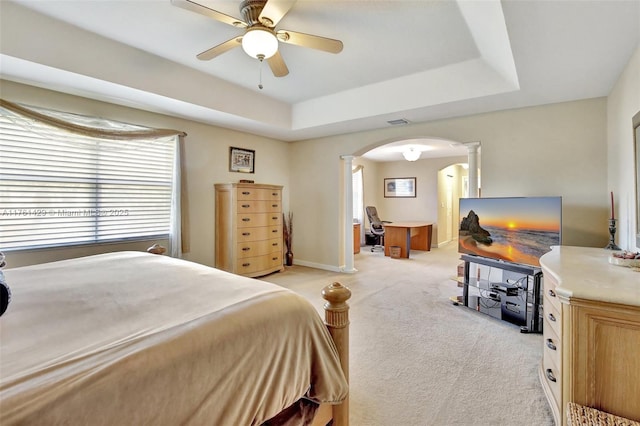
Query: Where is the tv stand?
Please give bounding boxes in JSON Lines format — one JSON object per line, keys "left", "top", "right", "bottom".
{"left": 460, "top": 254, "right": 543, "bottom": 333}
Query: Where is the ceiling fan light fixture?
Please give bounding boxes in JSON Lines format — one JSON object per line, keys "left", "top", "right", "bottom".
{"left": 242, "top": 26, "right": 278, "bottom": 59}
{"left": 402, "top": 147, "right": 421, "bottom": 162}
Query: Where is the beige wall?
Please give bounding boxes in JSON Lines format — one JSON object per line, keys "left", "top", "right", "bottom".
{"left": 3, "top": 75, "right": 629, "bottom": 270}
{"left": 607, "top": 45, "right": 640, "bottom": 251}
{"left": 375, "top": 156, "right": 467, "bottom": 246}
{"left": 290, "top": 97, "right": 609, "bottom": 270}
{"left": 1, "top": 80, "right": 291, "bottom": 268}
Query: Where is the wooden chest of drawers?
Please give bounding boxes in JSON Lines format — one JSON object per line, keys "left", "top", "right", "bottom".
{"left": 540, "top": 270, "right": 563, "bottom": 423}
{"left": 539, "top": 246, "right": 640, "bottom": 425}
{"left": 215, "top": 183, "right": 284, "bottom": 277}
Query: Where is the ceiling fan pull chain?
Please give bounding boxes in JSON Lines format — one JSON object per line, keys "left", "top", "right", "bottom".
{"left": 257, "top": 54, "right": 265, "bottom": 90}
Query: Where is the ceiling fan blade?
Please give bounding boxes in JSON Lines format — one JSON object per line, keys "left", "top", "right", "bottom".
{"left": 277, "top": 30, "right": 343, "bottom": 54}
{"left": 258, "top": 0, "right": 297, "bottom": 27}
{"left": 267, "top": 51, "right": 289, "bottom": 77}
{"left": 171, "top": 0, "right": 247, "bottom": 28}
{"left": 197, "top": 37, "right": 242, "bottom": 61}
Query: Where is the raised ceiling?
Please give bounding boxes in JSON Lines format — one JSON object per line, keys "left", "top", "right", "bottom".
{"left": 1, "top": 0, "right": 638, "bottom": 156}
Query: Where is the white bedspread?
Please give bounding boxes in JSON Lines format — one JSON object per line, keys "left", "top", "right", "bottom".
{"left": 0, "top": 252, "right": 347, "bottom": 425}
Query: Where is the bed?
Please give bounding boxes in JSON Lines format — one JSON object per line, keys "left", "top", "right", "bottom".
{"left": 0, "top": 251, "right": 350, "bottom": 425}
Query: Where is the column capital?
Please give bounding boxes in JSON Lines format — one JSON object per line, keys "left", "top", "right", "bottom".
{"left": 462, "top": 141, "right": 481, "bottom": 152}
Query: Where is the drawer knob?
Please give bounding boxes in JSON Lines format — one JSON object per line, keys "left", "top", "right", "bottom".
{"left": 545, "top": 369, "right": 556, "bottom": 383}
{"left": 242, "top": 262, "right": 250, "bottom": 267}
{"left": 548, "top": 289, "right": 556, "bottom": 298}
{"left": 242, "top": 191, "right": 250, "bottom": 195}
{"left": 242, "top": 232, "right": 250, "bottom": 236}
{"left": 242, "top": 247, "right": 250, "bottom": 251}
{"left": 272, "top": 192, "right": 278, "bottom": 196}
{"left": 272, "top": 242, "right": 279, "bottom": 246}
{"left": 548, "top": 313, "right": 556, "bottom": 322}
{"left": 272, "top": 257, "right": 278, "bottom": 261}
{"left": 272, "top": 216, "right": 278, "bottom": 220}
{"left": 242, "top": 218, "right": 251, "bottom": 222}
{"left": 272, "top": 204, "right": 278, "bottom": 208}
{"left": 242, "top": 204, "right": 250, "bottom": 208}
{"left": 546, "top": 338, "right": 557, "bottom": 351}
{"left": 272, "top": 229, "right": 278, "bottom": 233}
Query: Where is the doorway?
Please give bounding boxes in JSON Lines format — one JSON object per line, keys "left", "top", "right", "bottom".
{"left": 345, "top": 138, "right": 474, "bottom": 267}
{"left": 436, "top": 163, "right": 468, "bottom": 247}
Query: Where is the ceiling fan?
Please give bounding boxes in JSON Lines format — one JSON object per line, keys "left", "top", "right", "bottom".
{"left": 171, "top": 0, "right": 343, "bottom": 78}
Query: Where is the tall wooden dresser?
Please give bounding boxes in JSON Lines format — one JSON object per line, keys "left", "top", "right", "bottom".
{"left": 539, "top": 246, "right": 640, "bottom": 425}
{"left": 214, "top": 183, "right": 284, "bottom": 277}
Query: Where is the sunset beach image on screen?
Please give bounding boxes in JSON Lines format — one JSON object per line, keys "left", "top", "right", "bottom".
{"left": 458, "top": 197, "right": 562, "bottom": 267}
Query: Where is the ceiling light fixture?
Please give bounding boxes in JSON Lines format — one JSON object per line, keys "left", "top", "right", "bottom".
{"left": 242, "top": 26, "right": 278, "bottom": 60}
{"left": 402, "top": 147, "right": 421, "bottom": 162}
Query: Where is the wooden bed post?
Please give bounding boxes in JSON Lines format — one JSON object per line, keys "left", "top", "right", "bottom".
{"left": 322, "top": 282, "right": 351, "bottom": 426}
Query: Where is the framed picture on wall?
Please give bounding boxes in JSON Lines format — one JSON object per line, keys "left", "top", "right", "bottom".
{"left": 229, "top": 147, "right": 255, "bottom": 173}
{"left": 384, "top": 177, "right": 416, "bottom": 198}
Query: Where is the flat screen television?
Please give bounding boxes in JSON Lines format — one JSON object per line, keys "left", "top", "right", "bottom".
{"left": 458, "top": 197, "right": 562, "bottom": 267}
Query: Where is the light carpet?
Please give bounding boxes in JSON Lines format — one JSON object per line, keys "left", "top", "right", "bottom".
{"left": 260, "top": 242, "right": 554, "bottom": 426}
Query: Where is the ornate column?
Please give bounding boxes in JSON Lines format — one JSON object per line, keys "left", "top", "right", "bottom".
{"left": 464, "top": 142, "right": 481, "bottom": 198}
{"left": 341, "top": 155, "right": 356, "bottom": 273}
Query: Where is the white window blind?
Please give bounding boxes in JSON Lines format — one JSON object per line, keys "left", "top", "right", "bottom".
{"left": 0, "top": 108, "right": 176, "bottom": 251}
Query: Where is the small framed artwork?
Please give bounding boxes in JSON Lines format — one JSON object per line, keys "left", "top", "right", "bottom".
{"left": 384, "top": 177, "right": 416, "bottom": 198}
{"left": 229, "top": 146, "right": 255, "bottom": 173}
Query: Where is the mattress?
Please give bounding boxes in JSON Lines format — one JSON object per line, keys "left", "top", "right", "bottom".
{"left": 0, "top": 251, "right": 347, "bottom": 425}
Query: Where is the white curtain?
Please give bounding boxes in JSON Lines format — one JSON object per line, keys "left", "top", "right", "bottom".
{"left": 353, "top": 165, "right": 364, "bottom": 244}
{"left": 170, "top": 135, "right": 183, "bottom": 258}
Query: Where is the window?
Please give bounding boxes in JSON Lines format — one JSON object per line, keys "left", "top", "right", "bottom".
{"left": 0, "top": 104, "right": 178, "bottom": 251}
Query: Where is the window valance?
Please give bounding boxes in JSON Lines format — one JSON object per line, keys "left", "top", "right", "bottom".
{"left": 0, "top": 98, "right": 186, "bottom": 140}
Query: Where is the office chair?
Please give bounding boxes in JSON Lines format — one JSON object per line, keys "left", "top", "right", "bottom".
{"left": 365, "top": 206, "right": 391, "bottom": 252}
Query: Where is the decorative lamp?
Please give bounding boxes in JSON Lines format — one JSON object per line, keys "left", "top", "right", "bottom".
{"left": 242, "top": 26, "right": 278, "bottom": 60}
{"left": 402, "top": 147, "right": 421, "bottom": 162}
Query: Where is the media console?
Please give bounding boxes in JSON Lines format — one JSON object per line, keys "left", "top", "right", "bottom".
{"left": 460, "top": 254, "right": 543, "bottom": 333}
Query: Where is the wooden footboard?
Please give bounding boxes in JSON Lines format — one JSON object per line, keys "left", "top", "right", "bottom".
{"left": 317, "top": 282, "right": 351, "bottom": 426}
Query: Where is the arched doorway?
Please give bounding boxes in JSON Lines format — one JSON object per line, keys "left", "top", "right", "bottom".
{"left": 343, "top": 137, "right": 477, "bottom": 267}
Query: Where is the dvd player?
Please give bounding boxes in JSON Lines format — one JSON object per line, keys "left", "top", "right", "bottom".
{"left": 490, "top": 282, "right": 519, "bottom": 296}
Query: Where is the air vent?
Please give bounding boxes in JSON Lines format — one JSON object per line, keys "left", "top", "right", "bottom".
{"left": 387, "top": 118, "right": 410, "bottom": 125}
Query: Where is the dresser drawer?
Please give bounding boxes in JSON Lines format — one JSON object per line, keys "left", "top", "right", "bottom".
{"left": 237, "top": 200, "right": 282, "bottom": 213}
{"left": 544, "top": 294, "right": 562, "bottom": 338}
{"left": 237, "top": 213, "right": 282, "bottom": 228}
{"left": 542, "top": 351, "right": 562, "bottom": 411}
{"left": 237, "top": 238, "right": 282, "bottom": 259}
{"left": 236, "top": 253, "right": 283, "bottom": 275}
{"left": 237, "top": 188, "right": 281, "bottom": 201}
{"left": 543, "top": 322, "right": 562, "bottom": 375}
{"left": 544, "top": 280, "right": 562, "bottom": 314}
{"left": 237, "top": 226, "right": 281, "bottom": 242}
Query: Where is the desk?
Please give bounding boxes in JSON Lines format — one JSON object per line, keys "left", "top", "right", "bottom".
{"left": 383, "top": 222, "right": 432, "bottom": 258}
{"left": 353, "top": 223, "right": 361, "bottom": 254}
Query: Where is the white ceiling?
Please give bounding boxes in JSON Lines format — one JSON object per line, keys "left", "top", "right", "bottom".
{"left": 0, "top": 0, "right": 638, "bottom": 162}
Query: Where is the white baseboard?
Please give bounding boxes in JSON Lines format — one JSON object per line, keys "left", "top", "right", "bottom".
{"left": 436, "top": 239, "right": 455, "bottom": 248}
{"left": 293, "top": 259, "right": 343, "bottom": 273}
